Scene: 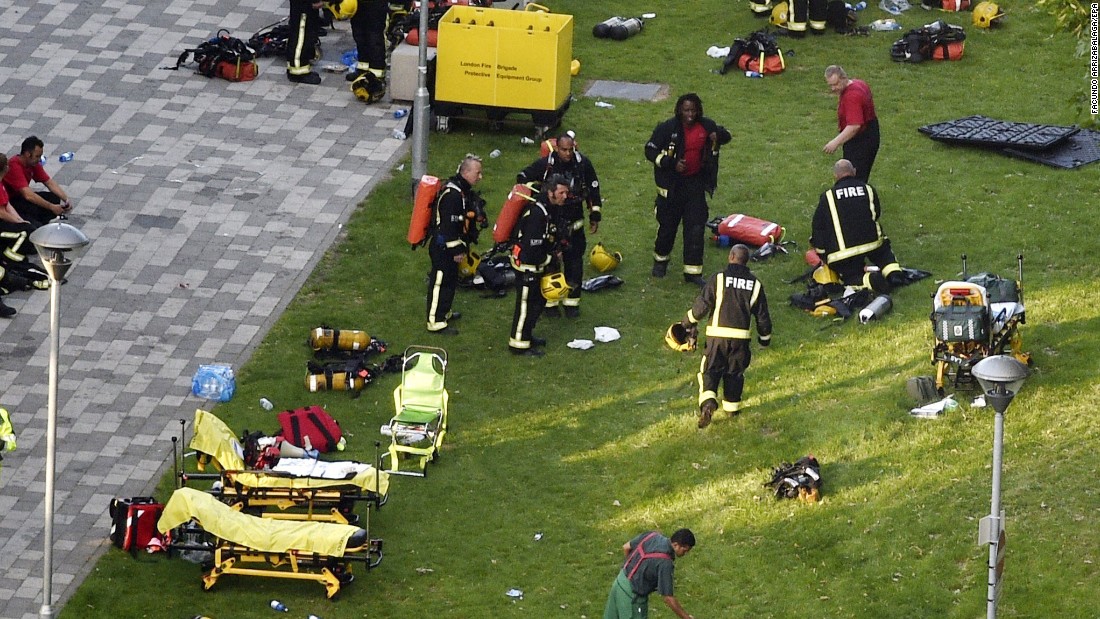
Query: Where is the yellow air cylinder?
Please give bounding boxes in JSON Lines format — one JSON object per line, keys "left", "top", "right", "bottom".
{"left": 309, "top": 327, "right": 371, "bottom": 352}
{"left": 306, "top": 371, "right": 367, "bottom": 392}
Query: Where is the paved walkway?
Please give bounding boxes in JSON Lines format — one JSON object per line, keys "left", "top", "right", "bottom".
{"left": 0, "top": 2, "right": 407, "bottom": 616}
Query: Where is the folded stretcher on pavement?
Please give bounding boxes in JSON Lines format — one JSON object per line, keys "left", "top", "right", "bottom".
{"left": 159, "top": 487, "right": 381, "bottom": 597}
{"left": 188, "top": 409, "right": 389, "bottom": 521}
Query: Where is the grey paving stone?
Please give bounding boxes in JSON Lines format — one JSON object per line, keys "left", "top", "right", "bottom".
{"left": 0, "top": 1, "right": 409, "bottom": 616}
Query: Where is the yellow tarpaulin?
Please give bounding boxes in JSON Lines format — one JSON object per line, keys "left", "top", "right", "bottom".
{"left": 158, "top": 487, "right": 359, "bottom": 557}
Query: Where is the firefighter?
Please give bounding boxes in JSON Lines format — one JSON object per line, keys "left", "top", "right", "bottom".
{"left": 810, "top": 159, "right": 903, "bottom": 291}
{"left": 516, "top": 133, "right": 602, "bottom": 317}
{"left": 603, "top": 529, "right": 697, "bottom": 619}
{"left": 508, "top": 175, "right": 568, "bottom": 357}
{"left": 287, "top": 0, "right": 324, "bottom": 84}
{"left": 347, "top": 0, "right": 389, "bottom": 103}
{"left": 682, "top": 244, "right": 772, "bottom": 429}
{"left": 645, "top": 93, "right": 731, "bottom": 286}
{"left": 426, "top": 155, "right": 485, "bottom": 335}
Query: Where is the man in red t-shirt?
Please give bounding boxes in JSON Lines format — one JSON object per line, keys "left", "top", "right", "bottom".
{"left": 823, "top": 65, "right": 880, "bottom": 182}
{"left": 2, "top": 136, "right": 74, "bottom": 228}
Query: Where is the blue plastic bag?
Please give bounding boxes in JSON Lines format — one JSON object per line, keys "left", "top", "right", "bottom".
{"left": 191, "top": 364, "right": 236, "bottom": 402}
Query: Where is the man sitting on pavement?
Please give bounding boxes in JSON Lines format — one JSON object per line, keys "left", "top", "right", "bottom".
{"left": 3, "top": 136, "right": 74, "bottom": 229}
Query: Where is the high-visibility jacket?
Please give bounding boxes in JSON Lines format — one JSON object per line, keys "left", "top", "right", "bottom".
{"left": 686, "top": 263, "right": 772, "bottom": 343}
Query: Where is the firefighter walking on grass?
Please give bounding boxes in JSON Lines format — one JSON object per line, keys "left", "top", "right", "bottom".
{"left": 681, "top": 244, "right": 772, "bottom": 428}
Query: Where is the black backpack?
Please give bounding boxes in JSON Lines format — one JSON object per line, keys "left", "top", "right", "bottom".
{"left": 891, "top": 20, "right": 965, "bottom": 63}
{"left": 248, "top": 21, "right": 291, "bottom": 58}
{"left": 720, "top": 30, "right": 782, "bottom": 75}
{"left": 175, "top": 29, "right": 256, "bottom": 77}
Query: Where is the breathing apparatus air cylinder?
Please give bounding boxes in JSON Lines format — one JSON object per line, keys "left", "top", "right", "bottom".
{"left": 309, "top": 328, "right": 371, "bottom": 352}
{"left": 306, "top": 371, "right": 367, "bottom": 392}
{"left": 592, "top": 16, "right": 624, "bottom": 38}
{"left": 609, "top": 17, "right": 643, "bottom": 41}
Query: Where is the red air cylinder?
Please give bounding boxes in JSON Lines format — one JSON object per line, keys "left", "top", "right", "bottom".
{"left": 408, "top": 175, "right": 441, "bottom": 247}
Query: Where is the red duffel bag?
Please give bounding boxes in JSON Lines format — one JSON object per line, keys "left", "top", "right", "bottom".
{"left": 716, "top": 214, "right": 785, "bottom": 246}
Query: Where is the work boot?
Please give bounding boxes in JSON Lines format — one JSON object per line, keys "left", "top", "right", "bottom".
{"left": 429, "top": 326, "right": 459, "bottom": 336}
{"left": 543, "top": 305, "right": 561, "bottom": 318}
{"left": 652, "top": 261, "right": 668, "bottom": 278}
{"left": 684, "top": 274, "right": 706, "bottom": 287}
{"left": 563, "top": 306, "right": 580, "bottom": 318}
{"left": 698, "top": 400, "right": 717, "bottom": 429}
{"left": 0, "top": 298, "right": 15, "bottom": 319}
{"left": 448, "top": 311, "right": 462, "bottom": 321}
{"left": 287, "top": 71, "right": 322, "bottom": 85}
{"left": 510, "top": 347, "right": 545, "bottom": 357}
{"left": 531, "top": 336, "right": 547, "bottom": 347}
{"left": 345, "top": 69, "right": 362, "bottom": 82}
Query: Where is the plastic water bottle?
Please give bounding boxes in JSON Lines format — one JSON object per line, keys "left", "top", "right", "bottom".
{"left": 392, "top": 129, "right": 407, "bottom": 140}
{"left": 745, "top": 70, "right": 763, "bottom": 78}
{"left": 489, "top": 149, "right": 502, "bottom": 158}
{"left": 259, "top": 397, "right": 273, "bottom": 411}
{"left": 520, "top": 137, "right": 535, "bottom": 145}
{"left": 394, "top": 109, "right": 408, "bottom": 119}
{"left": 59, "top": 152, "right": 74, "bottom": 162}
{"left": 39, "top": 155, "right": 46, "bottom": 165}
{"left": 270, "top": 600, "right": 288, "bottom": 612}
{"left": 594, "top": 101, "right": 615, "bottom": 109}
{"left": 854, "top": 1, "right": 867, "bottom": 9}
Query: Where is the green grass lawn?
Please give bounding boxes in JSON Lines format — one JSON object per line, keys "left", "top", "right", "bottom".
{"left": 63, "top": 1, "right": 1099, "bottom": 617}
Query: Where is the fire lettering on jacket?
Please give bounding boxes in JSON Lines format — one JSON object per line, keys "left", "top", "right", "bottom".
{"left": 834, "top": 185, "right": 867, "bottom": 199}
{"left": 725, "top": 276, "right": 755, "bottom": 291}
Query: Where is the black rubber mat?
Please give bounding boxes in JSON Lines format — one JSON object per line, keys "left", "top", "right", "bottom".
{"left": 1003, "top": 129, "right": 1100, "bottom": 169}
{"left": 919, "top": 115, "right": 1079, "bottom": 150}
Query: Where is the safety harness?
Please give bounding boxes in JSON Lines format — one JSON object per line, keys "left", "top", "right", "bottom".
{"left": 622, "top": 532, "right": 672, "bottom": 581}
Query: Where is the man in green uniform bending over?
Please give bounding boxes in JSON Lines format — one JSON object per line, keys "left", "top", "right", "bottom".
{"left": 604, "top": 528, "right": 696, "bottom": 619}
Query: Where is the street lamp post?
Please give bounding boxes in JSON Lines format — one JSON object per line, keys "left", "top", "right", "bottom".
{"left": 29, "top": 221, "right": 90, "bottom": 619}
{"left": 971, "top": 355, "right": 1029, "bottom": 619}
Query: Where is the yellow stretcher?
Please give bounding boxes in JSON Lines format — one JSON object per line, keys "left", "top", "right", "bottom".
{"left": 159, "top": 488, "right": 382, "bottom": 598}
{"left": 186, "top": 409, "right": 389, "bottom": 523}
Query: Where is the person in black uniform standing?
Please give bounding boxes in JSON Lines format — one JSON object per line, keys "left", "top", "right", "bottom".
{"left": 645, "top": 93, "right": 731, "bottom": 286}
{"left": 516, "top": 133, "right": 602, "bottom": 317}
{"left": 682, "top": 244, "right": 772, "bottom": 428}
{"left": 287, "top": 0, "right": 324, "bottom": 84}
{"left": 810, "top": 159, "right": 902, "bottom": 291}
{"left": 346, "top": 0, "right": 389, "bottom": 102}
{"left": 508, "top": 175, "right": 568, "bottom": 357}
{"left": 427, "top": 155, "right": 484, "bottom": 335}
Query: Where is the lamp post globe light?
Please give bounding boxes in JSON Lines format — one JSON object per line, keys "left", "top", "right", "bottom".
{"left": 970, "top": 354, "right": 1030, "bottom": 619}
{"left": 28, "top": 221, "right": 90, "bottom": 619}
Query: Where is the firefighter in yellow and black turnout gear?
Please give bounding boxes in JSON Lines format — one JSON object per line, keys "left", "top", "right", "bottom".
{"left": 508, "top": 175, "right": 568, "bottom": 357}
{"left": 287, "top": 0, "right": 323, "bottom": 84}
{"left": 810, "top": 159, "right": 903, "bottom": 292}
{"left": 516, "top": 133, "right": 603, "bottom": 317}
{"left": 0, "top": 407, "right": 17, "bottom": 479}
{"left": 426, "top": 155, "right": 484, "bottom": 335}
{"left": 682, "top": 244, "right": 772, "bottom": 429}
{"left": 347, "top": 0, "right": 389, "bottom": 103}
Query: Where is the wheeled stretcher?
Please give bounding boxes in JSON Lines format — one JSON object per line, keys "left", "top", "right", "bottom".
{"left": 380, "top": 346, "right": 449, "bottom": 477}
{"left": 159, "top": 488, "right": 382, "bottom": 597}
{"left": 930, "top": 255, "right": 1030, "bottom": 393}
{"left": 185, "top": 409, "right": 389, "bottom": 523}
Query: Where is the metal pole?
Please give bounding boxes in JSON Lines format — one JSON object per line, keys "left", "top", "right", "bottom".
{"left": 40, "top": 277, "right": 61, "bottom": 619}
{"left": 986, "top": 407, "right": 1005, "bottom": 619}
{"left": 410, "top": 0, "right": 431, "bottom": 187}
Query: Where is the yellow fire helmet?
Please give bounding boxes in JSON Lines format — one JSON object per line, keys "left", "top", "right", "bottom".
{"left": 665, "top": 323, "right": 697, "bottom": 352}
{"left": 540, "top": 272, "right": 572, "bottom": 301}
{"left": 771, "top": 2, "right": 789, "bottom": 27}
{"left": 972, "top": 1, "right": 1003, "bottom": 28}
{"left": 812, "top": 264, "right": 842, "bottom": 285}
{"left": 458, "top": 251, "right": 481, "bottom": 279}
{"left": 590, "top": 242, "right": 623, "bottom": 273}
{"left": 326, "top": 0, "right": 357, "bottom": 20}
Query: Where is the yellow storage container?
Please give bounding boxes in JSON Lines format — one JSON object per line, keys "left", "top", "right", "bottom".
{"left": 435, "top": 6, "right": 573, "bottom": 112}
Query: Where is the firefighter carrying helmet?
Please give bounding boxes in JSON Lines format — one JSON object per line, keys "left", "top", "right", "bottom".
{"left": 458, "top": 251, "right": 481, "bottom": 279}
{"left": 325, "top": 0, "right": 357, "bottom": 20}
{"left": 540, "top": 272, "right": 572, "bottom": 301}
{"left": 351, "top": 72, "right": 386, "bottom": 104}
{"left": 771, "top": 2, "right": 789, "bottom": 27}
{"left": 665, "top": 323, "right": 698, "bottom": 352}
{"left": 972, "top": 1, "right": 1003, "bottom": 28}
{"left": 589, "top": 243, "right": 622, "bottom": 273}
